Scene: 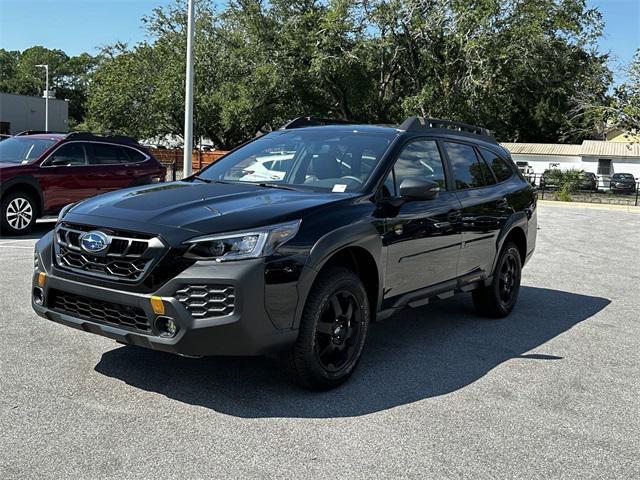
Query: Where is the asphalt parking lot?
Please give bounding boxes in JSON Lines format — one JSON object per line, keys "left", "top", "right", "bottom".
{"left": 1, "top": 203, "right": 639, "bottom": 479}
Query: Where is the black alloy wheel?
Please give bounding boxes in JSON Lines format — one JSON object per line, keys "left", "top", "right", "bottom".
{"left": 314, "top": 290, "right": 364, "bottom": 373}
{"left": 472, "top": 241, "right": 522, "bottom": 318}
{"left": 279, "top": 266, "right": 370, "bottom": 390}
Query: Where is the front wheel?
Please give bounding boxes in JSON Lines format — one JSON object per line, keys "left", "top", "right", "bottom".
{"left": 1, "top": 192, "right": 38, "bottom": 235}
{"left": 279, "top": 267, "right": 370, "bottom": 390}
{"left": 472, "top": 242, "right": 522, "bottom": 318}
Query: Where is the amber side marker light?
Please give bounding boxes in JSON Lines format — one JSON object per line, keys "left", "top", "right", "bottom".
{"left": 37, "top": 272, "right": 46, "bottom": 287}
{"left": 150, "top": 296, "right": 165, "bottom": 315}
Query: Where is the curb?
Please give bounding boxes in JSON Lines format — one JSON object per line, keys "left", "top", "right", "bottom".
{"left": 538, "top": 200, "right": 640, "bottom": 213}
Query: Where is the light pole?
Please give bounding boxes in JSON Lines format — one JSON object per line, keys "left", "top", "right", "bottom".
{"left": 35, "top": 64, "right": 49, "bottom": 131}
{"left": 183, "top": 0, "right": 195, "bottom": 178}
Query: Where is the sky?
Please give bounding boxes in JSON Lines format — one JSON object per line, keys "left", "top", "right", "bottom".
{"left": 0, "top": 0, "right": 638, "bottom": 82}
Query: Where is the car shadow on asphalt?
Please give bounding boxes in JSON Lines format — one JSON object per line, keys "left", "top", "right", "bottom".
{"left": 94, "top": 286, "right": 610, "bottom": 418}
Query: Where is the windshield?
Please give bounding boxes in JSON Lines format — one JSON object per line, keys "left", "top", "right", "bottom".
{"left": 613, "top": 173, "right": 634, "bottom": 180}
{"left": 0, "top": 137, "right": 56, "bottom": 163}
{"left": 197, "top": 130, "right": 395, "bottom": 192}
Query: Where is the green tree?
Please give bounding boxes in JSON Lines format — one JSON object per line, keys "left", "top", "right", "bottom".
{"left": 0, "top": 46, "right": 98, "bottom": 126}
{"left": 86, "top": 0, "right": 614, "bottom": 148}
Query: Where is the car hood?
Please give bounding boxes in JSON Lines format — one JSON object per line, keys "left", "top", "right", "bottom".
{"left": 0, "top": 161, "right": 26, "bottom": 170}
{"left": 64, "top": 181, "right": 357, "bottom": 235}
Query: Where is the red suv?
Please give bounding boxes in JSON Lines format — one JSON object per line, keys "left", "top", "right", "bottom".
{"left": 0, "top": 131, "right": 166, "bottom": 234}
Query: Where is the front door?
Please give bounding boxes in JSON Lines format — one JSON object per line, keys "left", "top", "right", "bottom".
{"left": 40, "top": 142, "right": 94, "bottom": 211}
{"left": 382, "top": 139, "right": 462, "bottom": 299}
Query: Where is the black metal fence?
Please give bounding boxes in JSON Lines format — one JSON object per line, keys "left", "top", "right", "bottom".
{"left": 524, "top": 173, "right": 640, "bottom": 207}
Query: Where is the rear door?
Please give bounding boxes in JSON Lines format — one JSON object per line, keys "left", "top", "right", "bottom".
{"left": 383, "top": 139, "right": 463, "bottom": 299}
{"left": 87, "top": 143, "right": 138, "bottom": 192}
{"left": 39, "top": 142, "right": 94, "bottom": 209}
{"left": 443, "top": 141, "right": 510, "bottom": 278}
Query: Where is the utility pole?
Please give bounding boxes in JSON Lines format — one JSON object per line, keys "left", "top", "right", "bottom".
{"left": 183, "top": 0, "right": 195, "bottom": 178}
{"left": 35, "top": 64, "right": 49, "bottom": 131}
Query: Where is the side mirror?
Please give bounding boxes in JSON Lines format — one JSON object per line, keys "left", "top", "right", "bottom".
{"left": 399, "top": 178, "right": 440, "bottom": 200}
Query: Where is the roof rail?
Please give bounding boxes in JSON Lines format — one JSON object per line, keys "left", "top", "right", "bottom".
{"left": 399, "top": 116, "right": 495, "bottom": 141}
{"left": 280, "top": 116, "right": 354, "bottom": 130}
{"left": 15, "top": 130, "right": 66, "bottom": 136}
{"left": 65, "top": 131, "right": 140, "bottom": 146}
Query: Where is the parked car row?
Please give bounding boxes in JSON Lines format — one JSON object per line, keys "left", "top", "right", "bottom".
{"left": 533, "top": 169, "right": 637, "bottom": 194}
{"left": 0, "top": 131, "right": 166, "bottom": 234}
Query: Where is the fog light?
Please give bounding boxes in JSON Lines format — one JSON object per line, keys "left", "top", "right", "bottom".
{"left": 37, "top": 272, "right": 46, "bottom": 287}
{"left": 33, "top": 287, "right": 44, "bottom": 305}
{"left": 155, "top": 316, "right": 178, "bottom": 338}
{"left": 150, "top": 295, "right": 165, "bottom": 315}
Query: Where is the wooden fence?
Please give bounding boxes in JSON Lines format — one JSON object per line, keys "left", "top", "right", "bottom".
{"left": 150, "top": 148, "right": 229, "bottom": 172}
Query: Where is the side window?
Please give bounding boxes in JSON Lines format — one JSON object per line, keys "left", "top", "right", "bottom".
{"left": 479, "top": 147, "right": 513, "bottom": 182}
{"left": 48, "top": 143, "right": 87, "bottom": 166}
{"left": 122, "top": 147, "right": 147, "bottom": 163}
{"left": 444, "top": 142, "right": 495, "bottom": 189}
{"left": 391, "top": 140, "right": 447, "bottom": 192}
{"left": 91, "top": 144, "right": 129, "bottom": 165}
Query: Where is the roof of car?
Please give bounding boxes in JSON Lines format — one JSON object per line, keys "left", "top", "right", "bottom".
{"left": 277, "top": 124, "right": 400, "bottom": 135}
{"left": 16, "top": 133, "right": 66, "bottom": 140}
{"left": 278, "top": 123, "right": 502, "bottom": 144}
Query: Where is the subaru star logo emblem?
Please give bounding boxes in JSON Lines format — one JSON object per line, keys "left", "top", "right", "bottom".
{"left": 80, "top": 231, "right": 110, "bottom": 253}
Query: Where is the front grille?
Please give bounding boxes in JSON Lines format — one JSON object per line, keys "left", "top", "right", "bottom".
{"left": 55, "top": 223, "right": 165, "bottom": 282}
{"left": 175, "top": 285, "right": 235, "bottom": 318}
{"left": 49, "top": 289, "right": 151, "bottom": 332}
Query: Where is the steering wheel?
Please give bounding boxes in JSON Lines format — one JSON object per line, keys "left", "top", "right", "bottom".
{"left": 340, "top": 176, "right": 364, "bottom": 185}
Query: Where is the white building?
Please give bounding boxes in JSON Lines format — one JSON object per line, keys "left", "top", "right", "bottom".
{"left": 502, "top": 140, "right": 640, "bottom": 187}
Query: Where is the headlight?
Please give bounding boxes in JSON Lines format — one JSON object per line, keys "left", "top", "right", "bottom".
{"left": 184, "top": 220, "right": 301, "bottom": 261}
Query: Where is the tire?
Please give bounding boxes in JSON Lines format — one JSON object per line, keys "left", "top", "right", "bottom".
{"left": 472, "top": 241, "right": 522, "bottom": 318}
{"left": 1, "top": 191, "right": 38, "bottom": 235}
{"left": 279, "top": 266, "right": 370, "bottom": 390}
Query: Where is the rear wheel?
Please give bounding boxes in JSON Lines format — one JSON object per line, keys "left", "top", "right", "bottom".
{"left": 472, "top": 241, "right": 522, "bottom": 318}
{"left": 279, "top": 267, "right": 370, "bottom": 390}
{"left": 1, "top": 191, "right": 37, "bottom": 235}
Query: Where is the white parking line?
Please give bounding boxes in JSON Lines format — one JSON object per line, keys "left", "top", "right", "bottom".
{"left": 0, "top": 239, "right": 37, "bottom": 245}
{"left": 0, "top": 245, "right": 34, "bottom": 249}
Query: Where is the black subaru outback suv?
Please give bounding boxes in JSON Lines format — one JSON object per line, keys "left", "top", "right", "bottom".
{"left": 32, "top": 116, "right": 536, "bottom": 389}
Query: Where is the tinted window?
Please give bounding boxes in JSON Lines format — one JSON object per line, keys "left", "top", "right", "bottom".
{"left": 613, "top": 173, "right": 634, "bottom": 180}
{"left": 49, "top": 143, "right": 87, "bottom": 166}
{"left": 445, "top": 142, "right": 495, "bottom": 189}
{"left": 123, "top": 147, "right": 147, "bottom": 163}
{"left": 479, "top": 148, "right": 513, "bottom": 182}
{"left": 92, "top": 144, "right": 129, "bottom": 165}
{"left": 392, "top": 140, "right": 446, "bottom": 193}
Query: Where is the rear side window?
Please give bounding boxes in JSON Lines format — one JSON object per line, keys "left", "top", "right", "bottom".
{"left": 479, "top": 148, "right": 513, "bottom": 182}
{"left": 48, "top": 143, "right": 87, "bottom": 166}
{"left": 122, "top": 147, "right": 147, "bottom": 163}
{"left": 444, "top": 142, "right": 495, "bottom": 189}
{"left": 91, "top": 144, "right": 130, "bottom": 165}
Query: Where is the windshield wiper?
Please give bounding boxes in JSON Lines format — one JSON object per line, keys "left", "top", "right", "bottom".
{"left": 191, "top": 175, "right": 212, "bottom": 183}
{"left": 190, "top": 176, "right": 237, "bottom": 185}
{"left": 254, "top": 182, "right": 300, "bottom": 192}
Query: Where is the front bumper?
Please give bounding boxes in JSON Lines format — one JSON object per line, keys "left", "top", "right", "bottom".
{"left": 32, "top": 236, "right": 298, "bottom": 357}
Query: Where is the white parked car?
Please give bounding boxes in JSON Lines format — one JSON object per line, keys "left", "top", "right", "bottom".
{"left": 239, "top": 154, "right": 294, "bottom": 181}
